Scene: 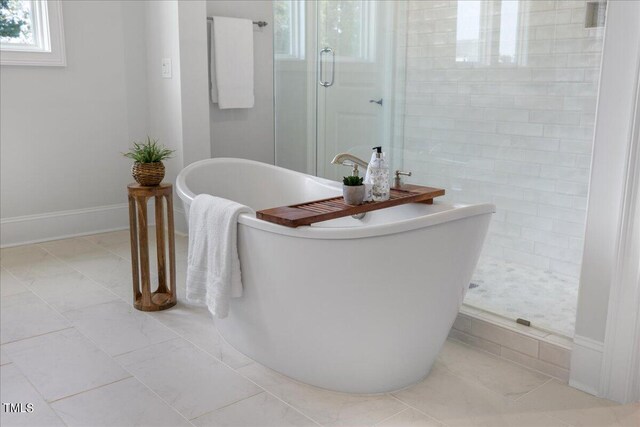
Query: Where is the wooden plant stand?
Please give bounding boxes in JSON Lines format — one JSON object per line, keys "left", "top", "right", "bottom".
{"left": 256, "top": 184, "right": 445, "bottom": 228}
{"left": 127, "top": 183, "right": 177, "bottom": 311}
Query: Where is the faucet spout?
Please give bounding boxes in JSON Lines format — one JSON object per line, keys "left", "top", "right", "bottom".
{"left": 331, "top": 153, "right": 369, "bottom": 177}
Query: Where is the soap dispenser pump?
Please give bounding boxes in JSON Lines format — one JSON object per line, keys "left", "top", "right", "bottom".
{"left": 367, "top": 146, "right": 390, "bottom": 201}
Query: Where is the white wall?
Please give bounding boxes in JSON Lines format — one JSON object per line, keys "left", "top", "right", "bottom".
{"left": 144, "top": 0, "right": 211, "bottom": 231}
{"left": 206, "top": 0, "right": 274, "bottom": 164}
{"left": 144, "top": 0, "right": 184, "bottom": 186}
{"left": 574, "top": 0, "right": 638, "bottom": 343}
{"left": 0, "top": 0, "right": 148, "bottom": 243}
{"left": 570, "top": 0, "right": 640, "bottom": 399}
{"left": 0, "top": 0, "right": 212, "bottom": 245}
{"left": 178, "top": 0, "right": 211, "bottom": 166}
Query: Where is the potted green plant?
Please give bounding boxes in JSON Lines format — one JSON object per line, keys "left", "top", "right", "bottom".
{"left": 343, "top": 175, "right": 365, "bottom": 205}
{"left": 123, "top": 137, "right": 174, "bottom": 186}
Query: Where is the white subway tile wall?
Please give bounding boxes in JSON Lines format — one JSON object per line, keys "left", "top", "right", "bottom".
{"left": 400, "top": 0, "right": 605, "bottom": 334}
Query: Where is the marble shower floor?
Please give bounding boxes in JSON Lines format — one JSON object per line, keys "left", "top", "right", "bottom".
{"left": 465, "top": 257, "right": 579, "bottom": 337}
{"left": 1, "top": 230, "right": 637, "bottom": 427}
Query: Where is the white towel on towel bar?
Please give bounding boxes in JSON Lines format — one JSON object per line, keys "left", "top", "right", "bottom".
{"left": 186, "top": 194, "right": 252, "bottom": 319}
{"left": 209, "top": 16, "right": 255, "bottom": 109}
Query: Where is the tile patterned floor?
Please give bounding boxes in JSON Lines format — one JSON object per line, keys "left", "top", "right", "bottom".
{"left": 466, "top": 256, "right": 579, "bottom": 337}
{"left": 1, "top": 230, "right": 638, "bottom": 427}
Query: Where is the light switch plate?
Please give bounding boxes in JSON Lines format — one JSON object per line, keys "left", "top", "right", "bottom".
{"left": 161, "top": 58, "right": 172, "bottom": 78}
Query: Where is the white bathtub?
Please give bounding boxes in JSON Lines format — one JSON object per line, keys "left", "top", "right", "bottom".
{"left": 176, "top": 158, "right": 493, "bottom": 393}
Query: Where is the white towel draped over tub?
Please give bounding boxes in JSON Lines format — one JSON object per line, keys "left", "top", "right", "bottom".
{"left": 209, "top": 16, "right": 255, "bottom": 109}
{"left": 186, "top": 194, "right": 252, "bottom": 319}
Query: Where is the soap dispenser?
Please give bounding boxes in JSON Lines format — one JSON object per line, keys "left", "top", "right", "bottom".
{"left": 366, "top": 146, "right": 390, "bottom": 202}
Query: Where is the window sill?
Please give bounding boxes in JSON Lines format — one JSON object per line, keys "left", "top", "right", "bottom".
{"left": 0, "top": 49, "right": 66, "bottom": 67}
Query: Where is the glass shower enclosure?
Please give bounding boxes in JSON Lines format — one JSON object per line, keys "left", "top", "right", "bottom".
{"left": 274, "top": 0, "right": 607, "bottom": 337}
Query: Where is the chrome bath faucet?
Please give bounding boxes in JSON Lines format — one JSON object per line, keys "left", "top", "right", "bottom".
{"left": 331, "top": 153, "right": 369, "bottom": 176}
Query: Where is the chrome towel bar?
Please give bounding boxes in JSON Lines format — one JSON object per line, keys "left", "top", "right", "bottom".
{"left": 206, "top": 17, "right": 268, "bottom": 27}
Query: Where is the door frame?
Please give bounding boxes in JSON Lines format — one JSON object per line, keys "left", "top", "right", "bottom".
{"left": 305, "top": 0, "right": 318, "bottom": 175}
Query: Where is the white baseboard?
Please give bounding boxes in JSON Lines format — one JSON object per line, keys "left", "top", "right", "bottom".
{"left": 570, "top": 334, "right": 605, "bottom": 396}
{"left": 1, "top": 204, "right": 130, "bottom": 248}
{"left": 1, "top": 204, "right": 189, "bottom": 248}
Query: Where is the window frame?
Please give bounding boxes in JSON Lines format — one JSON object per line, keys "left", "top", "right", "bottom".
{"left": 0, "top": 0, "right": 66, "bottom": 66}
{"left": 356, "top": 0, "right": 377, "bottom": 63}
{"left": 455, "top": 0, "right": 495, "bottom": 65}
{"left": 274, "top": 0, "right": 306, "bottom": 61}
{"left": 319, "top": 0, "right": 377, "bottom": 63}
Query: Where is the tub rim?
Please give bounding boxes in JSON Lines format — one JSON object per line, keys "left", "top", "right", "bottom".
{"left": 176, "top": 157, "right": 495, "bottom": 240}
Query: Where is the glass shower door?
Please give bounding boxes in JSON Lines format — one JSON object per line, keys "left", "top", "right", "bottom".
{"left": 274, "top": 0, "right": 400, "bottom": 179}
{"left": 315, "top": 0, "right": 392, "bottom": 180}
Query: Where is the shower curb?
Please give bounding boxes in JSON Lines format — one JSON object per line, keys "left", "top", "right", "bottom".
{"left": 449, "top": 306, "right": 572, "bottom": 382}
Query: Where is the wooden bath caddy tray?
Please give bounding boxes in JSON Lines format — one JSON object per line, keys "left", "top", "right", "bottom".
{"left": 256, "top": 184, "right": 445, "bottom": 228}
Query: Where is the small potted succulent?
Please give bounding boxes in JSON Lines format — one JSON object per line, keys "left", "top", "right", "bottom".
{"left": 123, "top": 137, "right": 174, "bottom": 186}
{"left": 343, "top": 175, "right": 365, "bottom": 205}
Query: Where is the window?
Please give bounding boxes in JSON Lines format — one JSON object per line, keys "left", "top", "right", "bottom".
{"left": 455, "top": 0, "right": 524, "bottom": 66}
{"left": 319, "top": 0, "right": 376, "bottom": 61}
{"left": 274, "top": 0, "right": 305, "bottom": 59}
{"left": 498, "top": 0, "right": 520, "bottom": 64}
{"left": 0, "top": 0, "right": 65, "bottom": 66}
{"left": 455, "top": 0, "right": 482, "bottom": 63}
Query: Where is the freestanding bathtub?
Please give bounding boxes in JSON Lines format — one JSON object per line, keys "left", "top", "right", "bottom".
{"left": 176, "top": 158, "right": 493, "bottom": 393}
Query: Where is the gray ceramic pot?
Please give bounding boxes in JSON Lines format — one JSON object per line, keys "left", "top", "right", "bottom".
{"left": 343, "top": 185, "right": 365, "bottom": 205}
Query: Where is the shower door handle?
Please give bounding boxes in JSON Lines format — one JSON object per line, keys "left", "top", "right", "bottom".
{"left": 319, "top": 47, "right": 335, "bottom": 87}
